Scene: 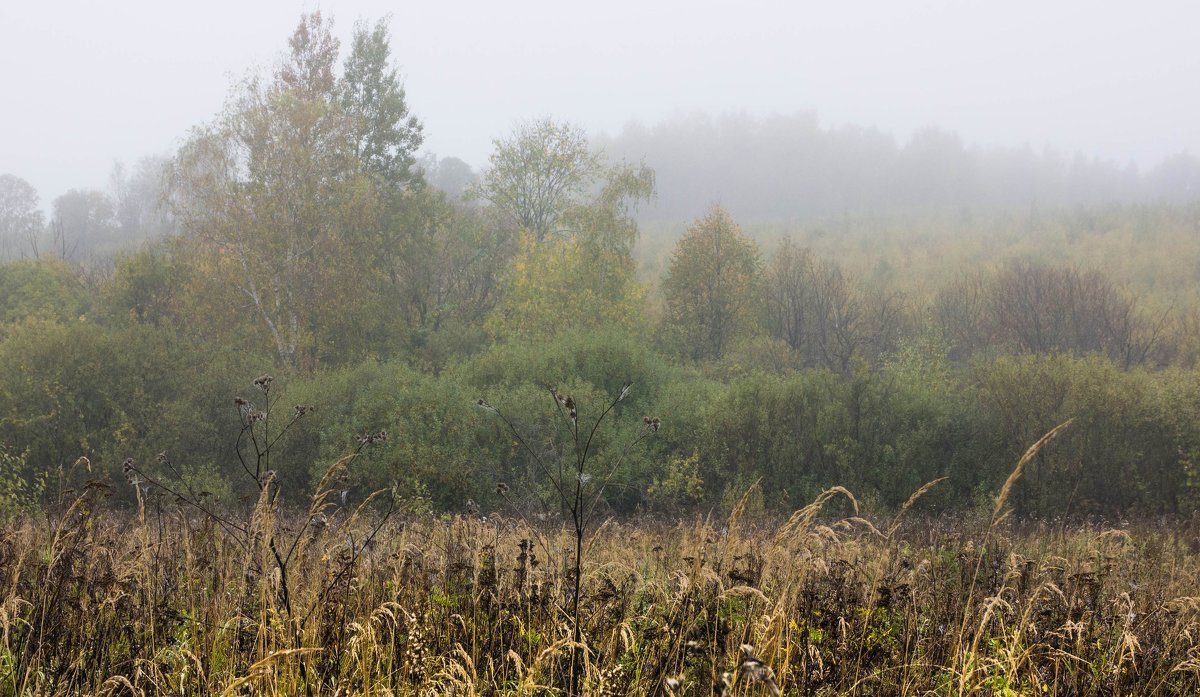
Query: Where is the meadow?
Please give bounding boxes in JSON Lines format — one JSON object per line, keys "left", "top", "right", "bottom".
{"left": 4, "top": 444, "right": 1199, "bottom": 696}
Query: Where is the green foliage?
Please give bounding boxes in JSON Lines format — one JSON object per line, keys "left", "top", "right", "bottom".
{"left": 645, "top": 450, "right": 704, "bottom": 513}
{"left": 0, "top": 318, "right": 254, "bottom": 499}
{"left": 101, "top": 243, "right": 191, "bottom": 327}
{"left": 486, "top": 232, "right": 646, "bottom": 340}
{"left": 661, "top": 206, "right": 762, "bottom": 361}
{"left": 281, "top": 360, "right": 494, "bottom": 509}
{"left": 973, "top": 354, "right": 1185, "bottom": 516}
{"left": 469, "top": 119, "right": 605, "bottom": 242}
{"left": 0, "top": 446, "right": 41, "bottom": 519}
{"left": 453, "top": 327, "right": 675, "bottom": 396}
{"left": 340, "top": 17, "right": 424, "bottom": 190}
{"left": 455, "top": 330, "right": 683, "bottom": 512}
{"left": 688, "top": 359, "right": 998, "bottom": 513}
{"left": 0, "top": 259, "right": 89, "bottom": 326}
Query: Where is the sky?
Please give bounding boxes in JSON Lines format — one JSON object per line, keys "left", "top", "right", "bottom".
{"left": 2, "top": 0, "right": 1198, "bottom": 210}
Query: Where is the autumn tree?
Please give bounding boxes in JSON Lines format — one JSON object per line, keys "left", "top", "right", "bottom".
{"left": 101, "top": 241, "right": 193, "bottom": 328}
{"left": 169, "top": 12, "right": 422, "bottom": 368}
{"left": 762, "top": 240, "right": 818, "bottom": 353}
{"left": 486, "top": 230, "right": 645, "bottom": 340}
{"left": 472, "top": 119, "right": 623, "bottom": 242}
{"left": 383, "top": 190, "right": 513, "bottom": 335}
{"left": 469, "top": 119, "right": 656, "bottom": 341}
{"left": 0, "top": 258, "right": 89, "bottom": 325}
{"left": 470, "top": 116, "right": 652, "bottom": 242}
{"left": 484, "top": 143, "right": 655, "bottom": 340}
{"left": 0, "top": 175, "right": 43, "bottom": 261}
{"left": 935, "top": 259, "right": 1168, "bottom": 367}
{"left": 762, "top": 240, "right": 906, "bottom": 372}
{"left": 340, "top": 17, "right": 424, "bottom": 191}
{"left": 46, "top": 189, "right": 118, "bottom": 262}
{"left": 661, "top": 206, "right": 761, "bottom": 360}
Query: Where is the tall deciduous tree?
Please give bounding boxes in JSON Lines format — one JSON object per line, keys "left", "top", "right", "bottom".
{"left": 341, "top": 18, "right": 424, "bottom": 191}
{"left": 109, "top": 157, "right": 176, "bottom": 242}
{"left": 0, "top": 175, "right": 43, "bottom": 260}
{"left": 383, "top": 189, "right": 513, "bottom": 333}
{"left": 49, "top": 189, "right": 118, "bottom": 262}
{"left": 661, "top": 206, "right": 761, "bottom": 360}
{"left": 169, "top": 12, "right": 422, "bottom": 368}
{"left": 762, "top": 240, "right": 906, "bottom": 372}
{"left": 470, "top": 119, "right": 605, "bottom": 242}
{"left": 479, "top": 127, "right": 655, "bottom": 340}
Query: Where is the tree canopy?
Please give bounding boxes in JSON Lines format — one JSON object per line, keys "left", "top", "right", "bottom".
{"left": 169, "top": 12, "right": 424, "bottom": 368}
{"left": 661, "top": 206, "right": 761, "bottom": 360}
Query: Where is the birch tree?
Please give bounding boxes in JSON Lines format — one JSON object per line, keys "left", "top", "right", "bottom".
{"left": 169, "top": 13, "right": 420, "bottom": 367}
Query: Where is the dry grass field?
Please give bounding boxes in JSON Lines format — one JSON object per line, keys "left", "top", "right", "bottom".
{"left": 3, "top": 470, "right": 1200, "bottom": 696}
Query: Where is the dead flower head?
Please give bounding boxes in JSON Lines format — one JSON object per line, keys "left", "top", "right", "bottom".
{"left": 737, "top": 644, "right": 781, "bottom": 697}
{"left": 357, "top": 430, "right": 388, "bottom": 446}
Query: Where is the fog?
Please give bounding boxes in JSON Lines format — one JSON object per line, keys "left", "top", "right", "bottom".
{"left": 2, "top": 0, "right": 1198, "bottom": 213}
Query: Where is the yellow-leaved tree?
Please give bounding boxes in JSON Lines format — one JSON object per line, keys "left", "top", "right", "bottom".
{"left": 662, "top": 206, "right": 762, "bottom": 360}
{"left": 477, "top": 119, "right": 655, "bottom": 340}
{"left": 487, "top": 230, "right": 646, "bottom": 339}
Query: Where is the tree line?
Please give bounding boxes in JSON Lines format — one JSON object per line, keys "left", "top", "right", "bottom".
{"left": 602, "top": 111, "right": 1200, "bottom": 223}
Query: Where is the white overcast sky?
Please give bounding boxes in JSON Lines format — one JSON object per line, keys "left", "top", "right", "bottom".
{"left": 2, "top": 0, "right": 1198, "bottom": 209}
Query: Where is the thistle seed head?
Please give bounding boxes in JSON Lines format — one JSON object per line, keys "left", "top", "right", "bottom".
{"left": 357, "top": 430, "right": 388, "bottom": 446}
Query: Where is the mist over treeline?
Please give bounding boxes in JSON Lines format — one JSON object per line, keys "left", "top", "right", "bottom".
{"left": 598, "top": 112, "right": 1200, "bottom": 223}
{"left": 7, "top": 114, "right": 1200, "bottom": 265}
{"left": 0, "top": 157, "right": 174, "bottom": 265}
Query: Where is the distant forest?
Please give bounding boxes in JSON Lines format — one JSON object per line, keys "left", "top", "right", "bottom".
{"left": 599, "top": 112, "right": 1200, "bottom": 222}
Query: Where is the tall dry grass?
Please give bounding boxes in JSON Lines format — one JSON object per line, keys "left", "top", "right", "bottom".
{"left": 2, "top": 474, "right": 1199, "bottom": 695}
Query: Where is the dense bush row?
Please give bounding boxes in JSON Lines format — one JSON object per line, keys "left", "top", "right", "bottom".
{"left": 2, "top": 309, "right": 1197, "bottom": 520}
